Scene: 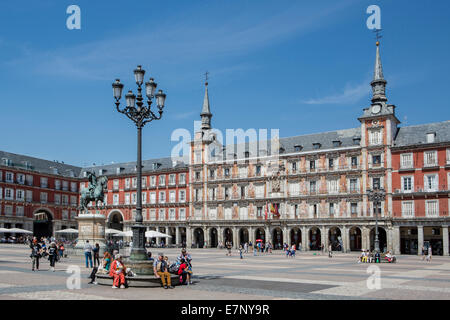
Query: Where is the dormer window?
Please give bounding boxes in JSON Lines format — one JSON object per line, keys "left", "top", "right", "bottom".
{"left": 332, "top": 141, "right": 341, "bottom": 148}
{"left": 116, "top": 167, "right": 124, "bottom": 174}
{"left": 279, "top": 147, "right": 285, "bottom": 154}
{"left": 353, "top": 138, "right": 361, "bottom": 145}
{"left": 244, "top": 151, "right": 250, "bottom": 158}
{"left": 52, "top": 167, "right": 59, "bottom": 174}
{"left": 313, "top": 143, "right": 321, "bottom": 150}
{"left": 294, "top": 145, "right": 302, "bottom": 152}
{"left": 426, "top": 132, "right": 436, "bottom": 143}
{"left": 2, "top": 158, "right": 11, "bottom": 166}
{"left": 153, "top": 163, "right": 161, "bottom": 170}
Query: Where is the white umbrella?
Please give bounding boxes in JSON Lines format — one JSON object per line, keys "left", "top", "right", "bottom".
{"left": 105, "top": 228, "right": 122, "bottom": 235}
{"left": 0, "top": 228, "right": 10, "bottom": 233}
{"left": 114, "top": 230, "right": 133, "bottom": 237}
{"left": 7, "top": 228, "right": 33, "bottom": 234}
{"left": 145, "top": 230, "right": 172, "bottom": 238}
{"left": 55, "top": 228, "right": 79, "bottom": 234}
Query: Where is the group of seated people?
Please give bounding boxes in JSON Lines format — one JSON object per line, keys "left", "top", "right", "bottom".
{"left": 358, "top": 249, "right": 396, "bottom": 263}
{"left": 94, "top": 249, "right": 193, "bottom": 289}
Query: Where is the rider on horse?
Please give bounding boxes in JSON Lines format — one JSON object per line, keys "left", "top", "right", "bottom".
{"left": 87, "top": 172, "right": 97, "bottom": 197}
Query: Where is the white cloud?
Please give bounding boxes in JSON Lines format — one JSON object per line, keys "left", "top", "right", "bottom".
{"left": 302, "top": 80, "right": 371, "bottom": 105}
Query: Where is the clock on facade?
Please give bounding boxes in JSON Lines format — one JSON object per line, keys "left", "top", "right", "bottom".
{"left": 372, "top": 104, "right": 381, "bottom": 114}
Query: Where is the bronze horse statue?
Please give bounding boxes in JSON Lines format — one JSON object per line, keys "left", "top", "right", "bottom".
{"left": 79, "top": 175, "right": 108, "bottom": 213}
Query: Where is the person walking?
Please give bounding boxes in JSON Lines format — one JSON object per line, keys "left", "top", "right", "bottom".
{"left": 421, "top": 246, "right": 426, "bottom": 261}
{"left": 328, "top": 243, "right": 333, "bottom": 258}
{"left": 93, "top": 243, "right": 100, "bottom": 267}
{"left": 244, "top": 242, "right": 248, "bottom": 254}
{"left": 84, "top": 240, "right": 93, "bottom": 268}
{"left": 239, "top": 245, "right": 244, "bottom": 259}
{"left": 58, "top": 243, "right": 65, "bottom": 260}
{"left": 48, "top": 242, "right": 58, "bottom": 271}
{"left": 30, "top": 238, "right": 42, "bottom": 271}
{"left": 226, "top": 241, "right": 232, "bottom": 256}
{"left": 426, "top": 246, "right": 432, "bottom": 262}
{"left": 153, "top": 253, "right": 174, "bottom": 289}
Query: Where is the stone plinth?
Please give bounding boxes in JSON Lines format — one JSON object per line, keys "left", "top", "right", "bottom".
{"left": 75, "top": 212, "right": 106, "bottom": 249}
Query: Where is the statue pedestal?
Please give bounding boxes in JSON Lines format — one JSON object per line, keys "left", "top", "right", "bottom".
{"left": 75, "top": 212, "right": 106, "bottom": 249}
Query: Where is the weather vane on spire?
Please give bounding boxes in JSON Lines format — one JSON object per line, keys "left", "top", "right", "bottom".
{"left": 204, "top": 71, "right": 209, "bottom": 86}
{"left": 374, "top": 28, "right": 382, "bottom": 46}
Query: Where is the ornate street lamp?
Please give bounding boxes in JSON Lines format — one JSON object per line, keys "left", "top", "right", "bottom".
{"left": 367, "top": 188, "right": 386, "bottom": 253}
{"left": 112, "top": 66, "right": 166, "bottom": 262}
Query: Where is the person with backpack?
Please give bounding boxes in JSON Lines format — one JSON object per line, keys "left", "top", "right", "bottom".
{"left": 48, "top": 242, "right": 58, "bottom": 272}
{"left": 177, "top": 258, "right": 191, "bottom": 285}
{"left": 30, "top": 238, "right": 42, "bottom": 271}
{"left": 153, "top": 253, "right": 174, "bottom": 289}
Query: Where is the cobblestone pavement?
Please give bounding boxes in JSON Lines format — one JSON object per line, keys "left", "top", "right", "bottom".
{"left": 0, "top": 244, "right": 449, "bottom": 300}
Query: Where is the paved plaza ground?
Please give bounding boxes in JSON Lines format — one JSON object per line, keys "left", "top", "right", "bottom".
{"left": 0, "top": 244, "right": 449, "bottom": 300}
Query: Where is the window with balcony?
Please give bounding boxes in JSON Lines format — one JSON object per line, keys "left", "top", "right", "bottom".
{"left": 195, "top": 172, "right": 201, "bottom": 181}
{"left": 351, "top": 202, "right": 358, "bottom": 216}
{"left": 349, "top": 178, "right": 358, "bottom": 192}
{"left": 327, "top": 179, "right": 339, "bottom": 194}
{"left": 179, "top": 173, "right": 186, "bottom": 185}
{"left": 16, "top": 189, "right": 24, "bottom": 201}
{"left": 5, "top": 188, "right": 13, "bottom": 200}
{"left": 209, "top": 170, "right": 215, "bottom": 180}
{"left": 125, "top": 178, "right": 130, "bottom": 189}
{"left": 132, "top": 177, "right": 137, "bottom": 188}
{"left": 372, "top": 177, "right": 381, "bottom": 190}
{"left": 71, "top": 182, "right": 77, "bottom": 192}
{"left": 169, "top": 174, "right": 176, "bottom": 185}
{"left": 372, "top": 154, "right": 381, "bottom": 166}
{"left": 292, "top": 162, "right": 297, "bottom": 172}
{"left": 240, "top": 186, "right": 246, "bottom": 199}
{"left": 369, "top": 130, "right": 382, "bottom": 145}
{"left": 150, "top": 176, "right": 156, "bottom": 187}
{"left": 424, "top": 150, "right": 438, "bottom": 167}
{"left": 329, "top": 203, "right": 335, "bottom": 216}
{"left": 17, "top": 174, "right": 24, "bottom": 184}
{"left": 239, "top": 167, "right": 247, "bottom": 178}
{"left": 425, "top": 200, "right": 439, "bottom": 217}
{"left": 401, "top": 176, "right": 413, "bottom": 192}
{"left": 5, "top": 172, "right": 13, "bottom": 183}
{"left": 169, "top": 208, "right": 176, "bottom": 220}
{"left": 25, "top": 190, "right": 32, "bottom": 202}
{"left": 125, "top": 193, "right": 130, "bottom": 205}
{"left": 26, "top": 175, "right": 33, "bottom": 186}
{"left": 132, "top": 193, "right": 136, "bottom": 205}
{"left": 113, "top": 194, "right": 119, "bottom": 205}
{"left": 179, "top": 208, "right": 186, "bottom": 220}
{"left": 113, "top": 179, "right": 119, "bottom": 190}
{"left": 159, "top": 191, "right": 166, "bottom": 203}
{"left": 309, "top": 181, "right": 316, "bottom": 193}
{"left": 309, "top": 160, "right": 316, "bottom": 171}
{"left": 142, "top": 177, "right": 147, "bottom": 188}
{"left": 424, "top": 174, "right": 438, "bottom": 191}
{"left": 16, "top": 206, "right": 24, "bottom": 217}
{"left": 328, "top": 158, "right": 334, "bottom": 170}
{"left": 159, "top": 209, "right": 165, "bottom": 221}
{"left": 169, "top": 191, "right": 176, "bottom": 203}
{"left": 256, "top": 165, "right": 261, "bottom": 176}
{"left": 351, "top": 156, "right": 358, "bottom": 167}
{"left": 40, "top": 192, "right": 48, "bottom": 204}
{"left": 224, "top": 187, "right": 230, "bottom": 200}
{"left": 400, "top": 153, "right": 413, "bottom": 169}
{"left": 54, "top": 180, "right": 61, "bottom": 190}
{"left": 62, "top": 181, "right": 68, "bottom": 191}
{"left": 159, "top": 175, "right": 166, "bottom": 186}
{"left": 179, "top": 190, "right": 186, "bottom": 202}
{"left": 150, "top": 192, "right": 156, "bottom": 204}
{"left": 402, "top": 201, "right": 414, "bottom": 217}
{"left": 224, "top": 168, "right": 230, "bottom": 177}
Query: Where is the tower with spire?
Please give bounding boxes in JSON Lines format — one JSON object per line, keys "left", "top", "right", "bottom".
{"left": 200, "top": 77, "right": 212, "bottom": 131}
{"left": 371, "top": 40, "right": 388, "bottom": 104}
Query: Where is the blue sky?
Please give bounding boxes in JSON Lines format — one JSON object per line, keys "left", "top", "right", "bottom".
{"left": 1, "top": 0, "right": 449, "bottom": 167}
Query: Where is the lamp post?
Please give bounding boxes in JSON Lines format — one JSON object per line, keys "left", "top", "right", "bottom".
{"left": 112, "top": 65, "right": 166, "bottom": 261}
{"left": 367, "top": 188, "right": 385, "bottom": 253}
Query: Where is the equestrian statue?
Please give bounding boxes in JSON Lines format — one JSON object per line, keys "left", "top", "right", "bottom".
{"left": 79, "top": 171, "right": 108, "bottom": 213}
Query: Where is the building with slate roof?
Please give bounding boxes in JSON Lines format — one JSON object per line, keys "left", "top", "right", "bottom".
{"left": 1, "top": 40, "right": 448, "bottom": 255}
{"left": 0, "top": 151, "right": 82, "bottom": 238}
{"left": 185, "top": 40, "right": 449, "bottom": 256}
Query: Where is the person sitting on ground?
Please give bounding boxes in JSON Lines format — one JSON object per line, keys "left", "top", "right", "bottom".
{"left": 109, "top": 254, "right": 127, "bottom": 289}
{"left": 385, "top": 251, "right": 396, "bottom": 263}
{"left": 178, "top": 258, "right": 191, "bottom": 285}
{"left": 153, "top": 253, "right": 174, "bottom": 289}
{"left": 102, "top": 251, "right": 112, "bottom": 273}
